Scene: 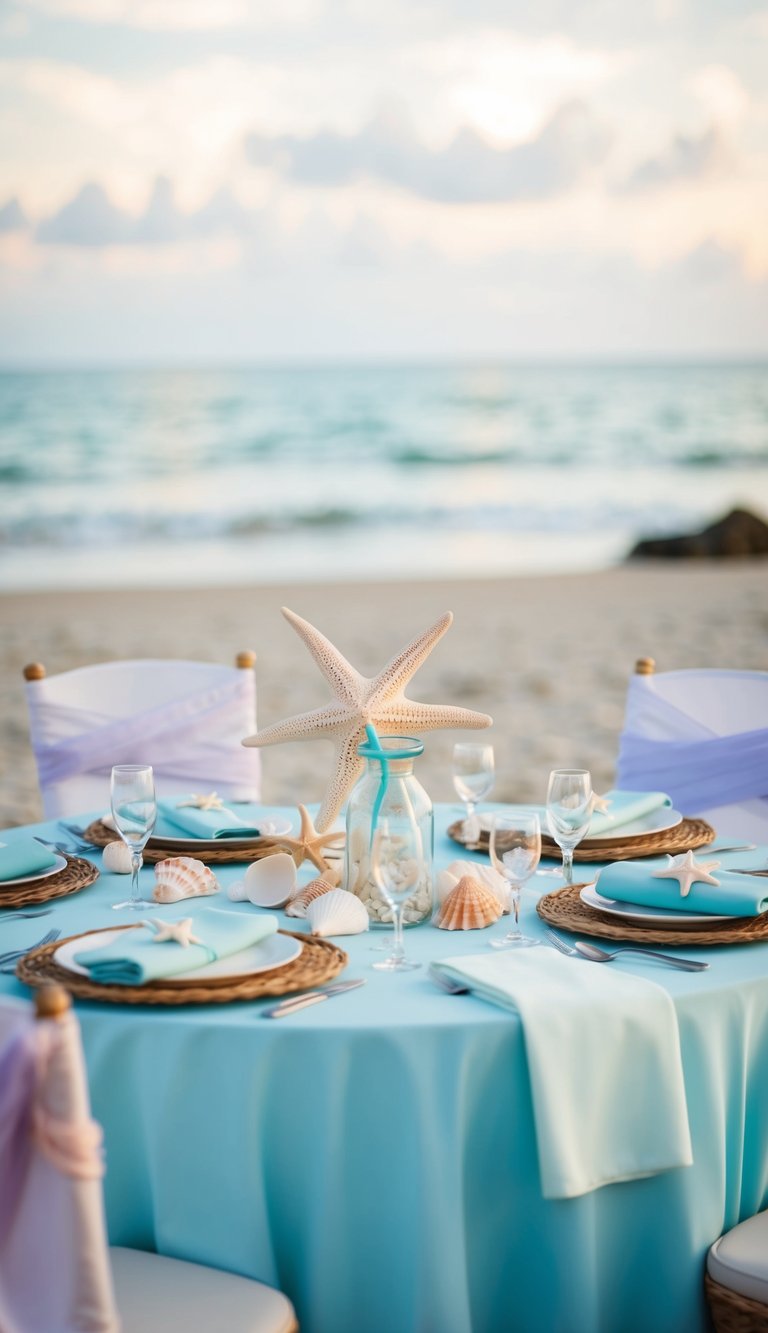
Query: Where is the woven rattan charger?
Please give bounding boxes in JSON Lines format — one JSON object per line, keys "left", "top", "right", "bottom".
{"left": 448, "top": 817, "right": 716, "bottom": 862}
{"left": 0, "top": 855, "right": 99, "bottom": 910}
{"left": 82, "top": 819, "right": 289, "bottom": 865}
{"left": 537, "top": 883, "right": 768, "bottom": 947}
{"left": 16, "top": 925, "right": 348, "bottom": 1005}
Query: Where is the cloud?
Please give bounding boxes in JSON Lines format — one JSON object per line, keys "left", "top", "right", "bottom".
{"left": 22, "top": 0, "right": 318, "bottom": 31}
{"left": 0, "top": 198, "right": 29, "bottom": 233}
{"left": 245, "top": 100, "right": 609, "bottom": 203}
{"left": 35, "top": 177, "right": 254, "bottom": 246}
{"left": 622, "top": 126, "right": 728, "bottom": 191}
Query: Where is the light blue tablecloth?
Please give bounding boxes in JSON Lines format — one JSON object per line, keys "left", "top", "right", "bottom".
{"left": 2, "top": 808, "right": 768, "bottom": 1333}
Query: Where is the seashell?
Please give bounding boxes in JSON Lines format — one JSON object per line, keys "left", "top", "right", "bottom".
{"left": 306, "top": 888, "right": 370, "bottom": 937}
{"left": 285, "top": 866, "right": 340, "bottom": 918}
{"left": 437, "top": 859, "right": 511, "bottom": 913}
{"left": 153, "top": 857, "right": 219, "bottom": 903}
{"left": 102, "top": 840, "right": 133, "bottom": 874}
{"left": 228, "top": 851, "right": 297, "bottom": 907}
{"left": 434, "top": 875, "right": 503, "bottom": 930}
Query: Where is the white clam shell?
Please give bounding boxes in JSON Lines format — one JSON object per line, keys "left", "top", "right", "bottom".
{"left": 230, "top": 852, "right": 297, "bottom": 908}
{"left": 102, "top": 840, "right": 133, "bottom": 874}
{"left": 153, "top": 857, "right": 219, "bottom": 903}
{"left": 306, "top": 888, "right": 370, "bottom": 937}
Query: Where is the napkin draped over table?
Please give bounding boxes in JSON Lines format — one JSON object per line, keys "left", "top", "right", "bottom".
{"left": 597, "top": 860, "right": 768, "bottom": 917}
{"left": 586, "top": 790, "right": 672, "bottom": 838}
{"left": 157, "top": 798, "right": 261, "bottom": 840}
{"left": 431, "top": 949, "right": 692, "bottom": 1200}
{"left": 74, "top": 908, "right": 278, "bottom": 985}
{"left": 0, "top": 838, "right": 58, "bottom": 883}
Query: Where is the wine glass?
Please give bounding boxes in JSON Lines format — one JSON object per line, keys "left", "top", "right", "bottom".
{"left": 545, "top": 769, "right": 593, "bottom": 887}
{"left": 370, "top": 819, "right": 423, "bottom": 972}
{"left": 452, "top": 743, "right": 495, "bottom": 844}
{"left": 488, "top": 811, "right": 541, "bottom": 948}
{"left": 110, "top": 764, "right": 157, "bottom": 910}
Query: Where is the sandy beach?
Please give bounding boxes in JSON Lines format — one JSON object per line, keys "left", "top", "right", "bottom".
{"left": 1, "top": 562, "right": 766, "bottom": 829}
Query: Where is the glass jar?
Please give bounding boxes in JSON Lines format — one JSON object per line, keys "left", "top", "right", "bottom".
{"left": 343, "top": 735, "right": 434, "bottom": 926}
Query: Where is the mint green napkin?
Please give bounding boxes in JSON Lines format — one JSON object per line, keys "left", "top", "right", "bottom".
{"left": 587, "top": 790, "right": 672, "bottom": 838}
{"left": 431, "top": 949, "right": 691, "bottom": 1199}
{"left": 597, "top": 859, "right": 768, "bottom": 917}
{"left": 74, "top": 908, "right": 278, "bottom": 985}
{"left": 0, "top": 838, "right": 59, "bottom": 883}
{"left": 158, "top": 798, "right": 261, "bottom": 840}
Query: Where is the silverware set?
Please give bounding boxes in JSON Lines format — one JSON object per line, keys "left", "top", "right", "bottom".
{"left": 261, "top": 978, "right": 365, "bottom": 1018}
{"left": 545, "top": 929, "right": 708, "bottom": 972}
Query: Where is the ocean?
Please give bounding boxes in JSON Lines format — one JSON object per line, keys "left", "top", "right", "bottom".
{"left": 1, "top": 362, "right": 766, "bottom": 591}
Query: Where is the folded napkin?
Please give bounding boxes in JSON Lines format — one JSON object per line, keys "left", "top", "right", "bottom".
{"left": 431, "top": 949, "right": 692, "bottom": 1199}
{"left": 74, "top": 908, "right": 278, "bottom": 985}
{"left": 597, "top": 857, "right": 768, "bottom": 917}
{"left": 157, "top": 797, "right": 262, "bottom": 840}
{"left": 586, "top": 790, "right": 672, "bottom": 838}
{"left": 0, "top": 838, "right": 59, "bottom": 884}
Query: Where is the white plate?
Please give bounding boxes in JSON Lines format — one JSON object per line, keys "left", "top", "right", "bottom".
{"left": 55, "top": 927, "right": 303, "bottom": 982}
{"left": 580, "top": 884, "right": 730, "bottom": 927}
{"left": 579, "top": 807, "right": 683, "bottom": 845}
{"left": 149, "top": 815, "right": 293, "bottom": 850}
{"left": 0, "top": 852, "right": 67, "bottom": 891}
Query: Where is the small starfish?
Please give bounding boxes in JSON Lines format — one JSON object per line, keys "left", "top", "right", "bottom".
{"left": 652, "top": 850, "right": 721, "bottom": 899}
{"left": 177, "top": 792, "right": 225, "bottom": 811}
{"left": 243, "top": 608, "right": 491, "bottom": 830}
{"left": 145, "top": 917, "right": 203, "bottom": 947}
{"left": 590, "top": 793, "right": 612, "bottom": 815}
{"left": 277, "top": 804, "right": 346, "bottom": 873}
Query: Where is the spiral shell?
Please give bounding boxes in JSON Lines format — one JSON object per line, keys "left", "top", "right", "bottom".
{"left": 306, "top": 888, "right": 370, "bottom": 937}
{"left": 434, "top": 875, "right": 503, "bottom": 930}
{"left": 285, "top": 866, "right": 340, "bottom": 918}
{"left": 228, "top": 851, "right": 297, "bottom": 907}
{"left": 153, "top": 857, "right": 219, "bottom": 903}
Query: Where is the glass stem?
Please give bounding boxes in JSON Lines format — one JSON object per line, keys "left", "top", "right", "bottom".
{"left": 512, "top": 889, "right": 520, "bottom": 925}
{"left": 562, "top": 848, "right": 574, "bottom": 886}
{"left": 130, "top": 852, "right": 143, "bottom": 906}
{"left": 391, "top": 904, "right": 405, "bottom": 963}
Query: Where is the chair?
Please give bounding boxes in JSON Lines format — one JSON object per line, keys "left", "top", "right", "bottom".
{"left": 22, "top": 654, "right": 262, "bottom": 819}
{"left": 0, "top": 984, "right": 298, "bottom": 1333}
{"left": 616, "top": 658, "right": 768, "bottom": 840}
{"left": 705, "top": 1211, "right": 768, "bottom": 1332}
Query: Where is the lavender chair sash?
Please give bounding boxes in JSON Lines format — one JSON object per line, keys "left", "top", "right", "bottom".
{"left": 617, "top": 727, "right": 768, "bottom": 814}
{"left": 32, "top": 673, "right": 258, "bottom": 788}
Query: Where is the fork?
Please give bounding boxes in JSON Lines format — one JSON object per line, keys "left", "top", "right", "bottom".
{"left": 546, "top": 930, "right": 708, "bottom": 972}
{"left": 0, "top": 907, "right": 53, "bottom": 920}
{"left": 428, "top": 965, "right": 472, "bottom": 995}
{"left": 0, "top": 928, "right": 61, "bottom": 969}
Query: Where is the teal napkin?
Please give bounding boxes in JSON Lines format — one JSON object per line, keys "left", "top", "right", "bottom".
{"left": 0, "top": 838, "right": 59, "bottom": 883}
{"left": 431, "top": 949, "right": 691, "bottom": 1199}
{"left": 74, "top": 908, "right": 278, "bottom": 985}
{"left": 587, "top": 790, "right": 672, "bottom": 838}
{"left": 597, "top": 859, "right": 768, "bottom": 917}
{"left": 157, "top": 797, "right": 261, "bottom": 840}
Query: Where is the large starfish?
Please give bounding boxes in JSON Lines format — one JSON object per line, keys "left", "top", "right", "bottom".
{"left": 652, "top": 850, "right": 721, "bottom": 899}
{"left": 243, "top": 608, "right": 492, "bottom": 830}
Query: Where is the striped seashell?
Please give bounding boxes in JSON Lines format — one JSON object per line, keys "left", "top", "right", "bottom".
{"left": 306, "top": 888, "right": 370, "bottom": 937}
{"left": 434, "top": 875, "right": 503, "bottom": 931}
{"left": 436, "top": 859, "right": 511, "bottom": 912}
{"left": 153, "top": 857, "right": 219, "bottom": 903}
{"left": 285, "top": 867, "right": 341, "bottom": 918}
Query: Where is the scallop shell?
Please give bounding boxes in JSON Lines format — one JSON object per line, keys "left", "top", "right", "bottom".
{"left": 306, "top": 888, "right": 370, "bottom": 937}
{"left": 434, "top": 875, "right": 503, "bottom": 930}
{"left": 102, "top": 840, "right": 134, "bottom": 874}
{"left": 228, "top": 851, "right": 297, "bottom": 907}
{"left": 285, "top": 866, "right": 340, "bottom": 918}
{"left": 153, "top": 857, "right": 219, "bottom": 903}
{"left": 436, "top": 859, "right": 511, "bottom": 913}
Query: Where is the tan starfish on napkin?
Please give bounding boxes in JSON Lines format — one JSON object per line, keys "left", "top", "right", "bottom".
{"left": 243, "top": 608, "right": 491, "bottom": 830}
{"left": 145, "top": 917, "right": 203, "bottom": 947}
{"left": 176, "top": 792, "right": 225, "bottom": 811}
{"left": 652, "top": 850, "right": 721, "bottom": 899}
{"left": 277, "top": 804, "right": 346, "bottom": 873}
{"left": 590, "top": 793, "right": 612, "bottom": 815}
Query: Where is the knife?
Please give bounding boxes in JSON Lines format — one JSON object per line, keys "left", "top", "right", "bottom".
{"left": 261, "top": 978, "right": 365, "bottom": 1018}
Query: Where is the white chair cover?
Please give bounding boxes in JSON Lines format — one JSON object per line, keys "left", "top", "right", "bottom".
{"left": 0, "top": 998, "right": 119, "bottom": 1333}
{"left": 25, "top": 659, "right": 262, "bottom": 818}
{"left": 616, "top": 668, "right": 768, "bottom": 839}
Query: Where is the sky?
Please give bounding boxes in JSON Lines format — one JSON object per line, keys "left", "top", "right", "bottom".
{"left": 1, "top": 0, "right": 767, "bottom": 363}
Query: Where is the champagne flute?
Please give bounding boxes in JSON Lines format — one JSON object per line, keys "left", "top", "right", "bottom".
{"left": 371, "top": 819, "right": 423, "bottom": 972}
{"left": 452, "top": 743, "right": 495, "bottom": 843}
{"left": 488, "top": 811, "right": 541, "bottom": 948}
{"left": 545, "top": 769, "right": 593, "bottom": 887}
{"left": 110, "top": 764, "right": 157, "bottom": 910}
